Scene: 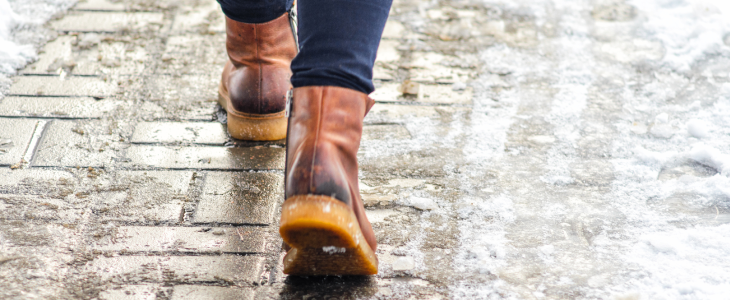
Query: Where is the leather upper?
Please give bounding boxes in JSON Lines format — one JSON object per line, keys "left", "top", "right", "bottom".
{"left": 285, "top": 86, "right": 377, "bottom": 251}
{"left": 221, "top": 13, "right": 297, "bottom": 115}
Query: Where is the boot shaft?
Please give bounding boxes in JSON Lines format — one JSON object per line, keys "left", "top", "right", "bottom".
{"left": 285, "top": 86, "right": 374, "bottom": 205}
{"left": 225, "top": 13, "right": 297, "bottom": 68}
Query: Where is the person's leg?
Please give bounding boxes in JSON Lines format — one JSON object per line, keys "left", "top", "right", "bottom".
{"left": 217, "top": 0, "right": 294, "bottom": 24}
{"left": 279, "top": 0, "right": 393, "bottom": 276}
{"left": 291, "top": 0, "right": 393, "bottom": 94}
{"left": 216, "top": 0, "right": 296, "bottom": 141}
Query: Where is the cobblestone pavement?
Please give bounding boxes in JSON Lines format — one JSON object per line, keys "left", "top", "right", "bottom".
{"left": 3, "top": 0, "right": 730, "bottom": 299}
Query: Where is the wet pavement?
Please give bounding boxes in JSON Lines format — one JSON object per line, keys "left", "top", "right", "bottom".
{"left": 2, "top": 0, "right": 730, "bottom": 299}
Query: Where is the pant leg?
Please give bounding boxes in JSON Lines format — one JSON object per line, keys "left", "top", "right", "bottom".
{"left": 217, "top": 0, "right": 294, "bottom": 24}
{"left": 291, "top": 0, "right": 393, "bottom": 94}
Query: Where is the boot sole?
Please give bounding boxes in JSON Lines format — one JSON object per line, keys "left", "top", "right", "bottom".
{"left": 217, "top": 82, "right": 287, "bottom": 141}
{"left": 279, "top": 195, "right": 378, "bottom": 275}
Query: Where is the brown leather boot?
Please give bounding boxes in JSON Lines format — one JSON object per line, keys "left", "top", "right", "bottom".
{"left": 218, "top": 13, "right": 297, "bottom": 141}
{"left": 279, "top": 86, "right": 378, "bottom": 275}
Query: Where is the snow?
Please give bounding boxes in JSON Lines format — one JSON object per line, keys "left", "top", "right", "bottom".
{"left": 398, "top": 196, "right": 439, "bottom": 211}
{"left": 392, "top": 256, "right": 415, "bottom": 271}
{"left": 686, "top": 119, "right": 710, "bottom": 138}
{"left": 0, "top": 0, "right": 77, "bottom": 96}
{"left": 630, "top": 0, "right": 730, "bottom": 72}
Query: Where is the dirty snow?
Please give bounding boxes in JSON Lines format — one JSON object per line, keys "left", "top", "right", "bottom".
{"left": 0, "top": 0, "right": 76, "bottom": 96}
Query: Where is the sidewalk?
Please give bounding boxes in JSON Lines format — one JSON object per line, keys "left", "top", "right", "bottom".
{"left": 0, "top": 0, "right": 477, "bottom": 298}
{"left": 2, "top": 0, "right": 730, "bottom": 299}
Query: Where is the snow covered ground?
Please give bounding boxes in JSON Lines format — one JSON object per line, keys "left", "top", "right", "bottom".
{"left": 365, "top": 0, "right": 730, "bottom": 298}
{"left": 0, "top": 0, "right": 76, "bottom": 96}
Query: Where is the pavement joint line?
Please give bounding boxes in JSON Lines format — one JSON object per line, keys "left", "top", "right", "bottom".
{"left": 190, "top": 223, "right": 272, "bottom": 227}
{"left": 372, "top": 100, "right": 471, "bottom": 107}
{"left": 6, "top": 94, "right": 109, "bottom": 100}
{"left": 18, "top": 73, "right": 102, "bottom": 78}
{"left": 20, "top": 165, "right": 285, "bottom": 173}
{"left": 22, "top": 120, "right": 49, "bottom": 165}
{"left": 129, "top": 142, "right": 287, "bottom": 148}
{"left": 0, "top": 115, "right": 100, "bottom": 120}
{"left": 107, "top": 251, "right": 267, "bottom": 256}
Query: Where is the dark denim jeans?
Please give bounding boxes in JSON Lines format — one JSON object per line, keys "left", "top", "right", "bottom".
{"left": 216, "top": 0, "right": 393, "bottom": 94}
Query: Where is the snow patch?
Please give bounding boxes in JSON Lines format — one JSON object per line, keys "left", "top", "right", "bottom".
{"left": 627, "top": 225, "right": 730, "bottom": 299}
{"left": 398, "top": 196, "right": 438, "bottom": 210}
{"left": 0, "top": 0, "right": 77, "bottom": 96}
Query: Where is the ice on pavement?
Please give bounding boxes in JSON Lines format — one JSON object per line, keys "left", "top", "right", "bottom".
{"left": 0, "top": 0, "right": 76, "bottom": 96}
{"left": 359, "top": 0, "right": 730, "bottom": 298}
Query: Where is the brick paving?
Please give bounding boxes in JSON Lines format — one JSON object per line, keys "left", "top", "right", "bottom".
{"left": 0, "top": 0, "right": 477, "bottom": 298}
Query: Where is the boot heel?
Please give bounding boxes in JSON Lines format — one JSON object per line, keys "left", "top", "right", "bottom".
{"left": 226, "top": 110, "right": 287, "bottom": 141}
{"left": 217, "top": 85, "right": 287, "bottom": 141}
{"left": 279, "top": 195, "right": 379, "bottom": 275}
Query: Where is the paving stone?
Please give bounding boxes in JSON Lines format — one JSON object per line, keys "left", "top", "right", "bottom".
{"left": 9, "top": 76, "right": 118, "bottom": 97}
{"left": 93, "top": 226, "right": 267, "bottom": 254}
{"left": 364, "top": 103, "right": 470, "bottom": 123}
{"left": 370, "top": 83, "right": 402, "bottom": 102}
{"left": 362, "top": 194, "right": 397, "bottom": 207}
{"left": 147, "top": 74, "right": 219, "bottom": 102}
{"left": 130, "top": 122, "right": 227, "bottom": 145}
{"left": 89, "top": 171, "right": 192, "bottom": 223}
{"left": 125, "top": 146, "right": 284, "bottom": 170}
{"left": 99, "top": 285, "right": 160, "bottom": 300}
{"left": 0, "top": 119, "right": 37, "bottom": 166}
{"left": 22, "top": 36, "right": 74, "bottom": 74}
{"left": 50, "top": 12, "right": 164, "bottom": 32}
{"left": 382, "top": 20, "right": 406, "bottom": 39}
{"left": 194, "top": 172, "right": 283, "bottom": 225}
{"left": 74, "top": 0, "right": 126, "bottom": 11}
{"left": 22, "top": 35, "right": 149, "bottom": 76}
{"left": 160, "top": 35, "right": 226, "bottom": 75}
{"left": 32, "top": 120, "right": 120, "bottom": 167}
{"left": 75, "top": 41, "right": 148, "bottom": 75}
{"left": 362, "top": 124, "right": 412, "bottom": 140}
{"left": 0, "top": 168, "right": 75, "bottom": 189}
{"left": 417, "top": 84, "right": 473, "bottom": 104}
{"left": 371, "top": 83, "right": 472, "bottom": 104}
{"left": 373, "top": 64, "right": 396, "bottom": 81}
{"left": 171, "top": 285, "right": 254, "bottom": 300}
{"left": 86, "top": 255, "right": 264, "bottom": 284}
{"left": 365, "top": 209, "right": 399, "bottom": 223}
{"left": 170, "top": 1, "right": 225, "bottom": 34}
{"left": 409, "top": 52, "right": 473, "bottom": 83}
{"left": 0, "top": 97, "right": 121, "bottom": 118}
{"left": 117, "top": 170, "right": 192, "bottom": 194}
{"left": 376, "top": 40, "right": 400, "bottom": 63}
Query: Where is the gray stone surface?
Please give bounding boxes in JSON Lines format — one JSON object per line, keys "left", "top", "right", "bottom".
{"left": 93, "top": 226, "right": 267, "bottom": 254}
{"left": 32, "top": 120, "right": 120, "bottom": 167}
{"left": 0, "top": 97, "right": 121, "bottom": 118}
{"left": 21, "top": 33, "right": 151, "bottom": 76}
{"left": 9, "top": 76, "right": 118, "bottom": 97}
{"left": 125, "top": 145, "right": 284, "bottom": 170}
{"left": 130, "top": 122, "right": 227, "bottom": 145}
{"left": 160, "top": 35, "right": 226, "bottom": 75}
{"left": 85, "top": 255, "right": 264, "bottom": 284}
{"left": 0, "top": 119, "right": 37, "bottom": 166}
{"left": 169, "top": 1, "right": 225, "bottom": 34}
{"left": 50, "top": 12, "right": 164, "bottom": 32}
{"left": 194, "top": 172, "right": 283, "bottom": 225}
{"left": 171, "top": 285, "right": 254, "bottom": 300}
